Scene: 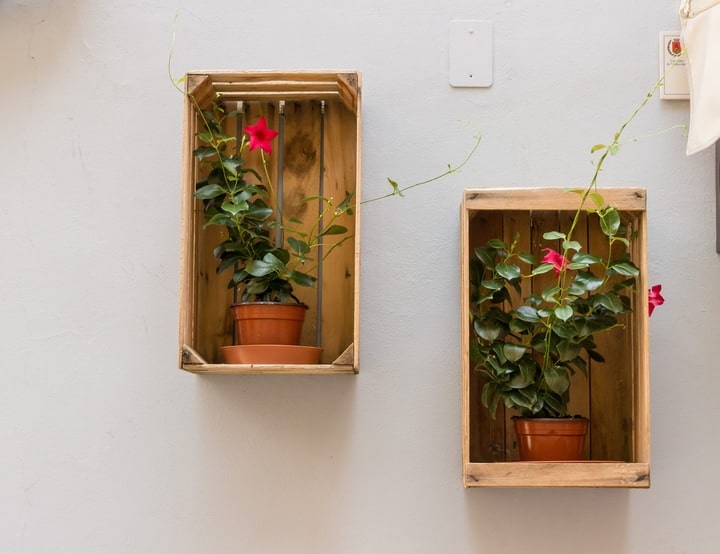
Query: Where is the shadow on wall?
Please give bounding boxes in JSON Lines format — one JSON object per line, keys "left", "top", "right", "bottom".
{"left": 464, "top": 487, "right": 630, "bottom": 552}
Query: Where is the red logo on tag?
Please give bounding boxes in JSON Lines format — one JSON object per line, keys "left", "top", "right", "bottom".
{"left": 668, "top": 39, "right": 682, "bottom": 56}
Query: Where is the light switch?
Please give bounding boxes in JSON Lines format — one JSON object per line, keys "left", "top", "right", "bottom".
{"left": 659, "top": 31, "right": 689, "bottom": 100}
{"left": 449, "top": 20, "right": 493, "bottom": 88}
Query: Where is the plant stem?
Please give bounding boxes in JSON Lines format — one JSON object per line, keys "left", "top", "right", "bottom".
{"left": 565, "top": 76, "right": 666, "bottom": 245}
{"left": 360, "top": 131, "right": 482, "bottom": 205}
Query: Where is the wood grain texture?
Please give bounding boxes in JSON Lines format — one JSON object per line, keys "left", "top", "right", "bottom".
{"left": 466, "top": 211, "right": 505, "bottom": 462}
{"left": 464, "top": 188, "right": 646, "bottom": 211}
{"left": 178, "top": 71, "right": 361, "bottom": 374}
{"left": 464, "top": 462, "right": 650, "bottom": 488}
{"left": 461, "top": 188, "right": 650, "bottom": 487}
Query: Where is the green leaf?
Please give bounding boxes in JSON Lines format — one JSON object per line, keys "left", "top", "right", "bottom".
{"left": 571, "top": 252, "right": 602, "bottom": 265}
{"left": 193, "top": 146, "right": 217, "bottom": 160}
{"left": 541, "top": 285, "right": 561, "bottom": 303}
{"left": 481, "top": 382, "right": 501, "bottom": 419}
{"left": 336, "top": 192, "right": 355, "bottom": 214}
{"left": 221, "top": 200, "right": 247, "bottom": 216}
{"left": 487, "top": 239, "right": 506, "bottom": 249}
{"left": 573, "top": 271, "right": 604, "bottom": 291}
{"left": 473, "top": 320, "right": 503, "bottom": 342}
{"left": 599, "top": 208, "right": 621, "bottom": 236}
{"left": 288, "top": 237, "right": 310, "bottom": 255}
{"left": 610, "top": 261, "right": 639, "bottom": 277}
{"left": 544, "top": 366, "right": 570, "bottom": 394}
{"left": 503, "top": 343, "right": 526, "bottom": 363}
{"left": 543, "top": 393, "right": 565, "bottom": 416}
{"left": 245, "top": 260, "right": 274, "bottom": 277}
{"left": 517, "top": 252, "right": 538, "bottom": 265}
{"left": 589, "top": 192, "right": 605, "bottom": 208}
{"left": 556, "top": 341, "right": 581, "bottom": 362}
{"left": 195, "top": 184, "right": 225, "bottom": 200}
{"left": 554, "top": 305, "right": 573, "bottom": 321}
{"left": 531, "top": 263, "right": 554, "bottom": 276}
{"left": 217, "top": 254, "right": 242, "bottom": 274}
{"left": 509, "top": 318, "right": 531, "bottom": 333}
{"left": 613, "top": 236, "right": 630, "bottom": 247}
{"left": 319, "top": 224, "right": 348, "bottom": 237}
{"left": 567, "top": 280, "right": 586, "bottom": 296}
{"left": 593, "top": 292, "right": 625, "bottom": 313}
{"left": 246, "top": 252, "right": 286, "bottom": 277}
{"left": 480, "top": 279, "right": 503, "bottom": 291}
{"left": 244, "top": 277, "right": 271, "bottom": 296}
{"left": 543, "top": 231, "right": 566, "bottom": 240}
{"left": 571, "top": 356, "right": 588, "bottom": 378}
{"left": 509, "top": 373, "right": 532, "bottom": 389}
{"left": 590, "top": 144, "right": 606, "bottom": 153}
{"left": 474, "top": 247, "right": 496, "bottom": 268}
{"left": 515, "top": 306, "right": 540, "bottom": 322}
{"left": 509, "top": 389, "right": 537, "bottom": 410}
{"left": 552, "top": 321, "right": 578, "bottom": 339}
{"left": 496, "top": 263, "right": 521, "bottom": 280}
{"left": 245, "top": 204, "right": 273, "bottom": 221}
{"left": 221, "top": 157, "right": 242, "bottom": 177}
{"left": 202, "top": 213, "right": 231, "bottom": 228}
{"left": 387, "top": 178, "right": 404, "bottom": 196}
{"left": 289, "top": 270, "right": 316, "bottom": 287}
{"left": 562, "top": 240, "right": 582, "bottom": 252}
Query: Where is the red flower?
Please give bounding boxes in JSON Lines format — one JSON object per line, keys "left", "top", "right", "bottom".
{"left": 244, "top": 117, "right": 279, "bottom": 154}
{"left": 648, "top": 284, "right": 664, "bottom": 316}
{"left": 541, "top": 248, "right": 569, "bottom": 276}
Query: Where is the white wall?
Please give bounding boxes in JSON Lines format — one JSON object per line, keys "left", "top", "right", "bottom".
{"left": 1, "top": 0, "right": 718, "bottom": 552}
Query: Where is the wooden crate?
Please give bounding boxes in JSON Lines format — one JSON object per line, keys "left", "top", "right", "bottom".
{"left": 460, "top": 188, "right": 650, "bottom": 487}
{"left": 179, "top": 71, "right": 361, "bottom": 374}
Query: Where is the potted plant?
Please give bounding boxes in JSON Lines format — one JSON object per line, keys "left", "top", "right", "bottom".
{"left": 192, "top": 101, "right": 353, "bottom": 364}
{"left": 186, "top": 84, "right": 483, "bottom": 366}
{"left": 468, "top": 98, "right": 665, "bottom": 462}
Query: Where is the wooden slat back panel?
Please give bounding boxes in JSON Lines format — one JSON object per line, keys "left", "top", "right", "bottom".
{"left": 463, "top": 190, "right": 647, "bottom": 465}
{"left": 319, "top": 100, "right": 357, "bottom": 362}
{"left": 467, "top": 210, "right": 506, "bottom": 462}
{"left": 588, "top": 210, "right": 634, "bottom": 461}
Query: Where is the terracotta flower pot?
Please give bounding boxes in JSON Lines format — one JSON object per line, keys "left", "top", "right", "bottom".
{"left": 513, "top": 417, "right": 589, "bottom": 461}
{"left": 231, "top": 302, "right": 308, "bottom": 345}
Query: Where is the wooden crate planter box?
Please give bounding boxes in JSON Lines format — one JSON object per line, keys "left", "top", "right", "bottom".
{"left": 179, "top": 71, "right": 361, "bottom": 374}
{"left": 460, "top": 188, "right": 650, "bottom": 487}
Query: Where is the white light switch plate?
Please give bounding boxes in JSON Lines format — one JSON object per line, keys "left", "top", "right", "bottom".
{"left": 449, "top": 20, "right": 492, "bottom": 88}
{"left": 659, "top": 31, "right": 689, "bottom": 100}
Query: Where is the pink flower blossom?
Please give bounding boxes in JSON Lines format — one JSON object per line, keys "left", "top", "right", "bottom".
{"left": 244, "top": 117, "right": 279, "bottom": 154}
{"left": 541, "top": 248, "right": 569, "bottom": 277}
{"left": 648, "top": 284, "right": 664, "bottom": 316}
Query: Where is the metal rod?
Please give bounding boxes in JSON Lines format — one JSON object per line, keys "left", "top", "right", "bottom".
{"left": 231, "top": 101, "right": 244, "bottom": 343}
{"left": 233, "top": 101, "right": 244, "bottom": 309}
{"left": 316, "top": 101, "right": 326, "bottom": 346}
{"left": 276, "top": 101, "right": 286, "bottom": 248}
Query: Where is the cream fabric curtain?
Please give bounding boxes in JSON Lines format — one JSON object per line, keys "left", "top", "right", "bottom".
{"left": 680, "top": 0, "right": 720, "bottom": 155}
